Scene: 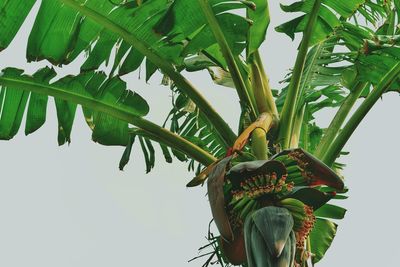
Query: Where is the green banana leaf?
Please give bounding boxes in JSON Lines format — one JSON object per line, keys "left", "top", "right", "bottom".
{"left": 0, "top": 1, "right": 36, "bottom": 51}
{"left": 314, "top": 204, "right": 347, "bottom": 219}
{"left": 0, "top": 67, "right": 148, "bottom": 145}
{"left": 310, "top": 218, "right": 338, "bottom": 264}
{"left": 0, "top": 0, "right": 256, "bottom": 76}
{"left": 276, "top": 0, "right": 382, "bottom": 46}
{"left": 1, "top": 2, "right": 399, "bottom": 265}
{"left": 162, "top": 90, "right": 227, "bottom": 173}
{"left": 247, "top": 0, "right": 270, "bottom": 56}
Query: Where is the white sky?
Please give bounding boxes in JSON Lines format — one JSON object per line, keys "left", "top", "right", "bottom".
{"left": 0, "top": 1, "right": 399, "bottom": 267}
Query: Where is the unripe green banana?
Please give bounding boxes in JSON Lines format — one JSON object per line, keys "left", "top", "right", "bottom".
{"left": 286, "top": 165, "right": 302, "bottom": 174}
{"left": 232, "top": 197, "right": 250, "bottom": 212}
{"left": 240, "top": 199, "right": 257, "bottom": 219}
{"left": 283, "top": 204, "right": 306, "bottom": 215}
{"left": 291, "top": 210, "right": 307, "bottom": 222}
{"left": 279, "top": 198, "right": 305, "bottom": 209}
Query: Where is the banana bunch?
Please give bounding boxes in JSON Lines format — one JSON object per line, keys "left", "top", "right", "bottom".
{"left": 226, "top": 170, "right": 294, "bottom": 222}
{"left": 272, "top": 154, "right": 308, "bottom": 186}
{"left": 279, "top": 198, "right": 316, "bottom": 248}
{"left": 229, "top": 196, "right": 259, "bottom": 222}
{"left": 232, "top": 172, "right": 294, "bottom": 199}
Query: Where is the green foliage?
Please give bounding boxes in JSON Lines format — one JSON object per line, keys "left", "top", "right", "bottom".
{"left": 162, "top": 88, "right": 227, "bottom": 172}
{"left": 0, "top": 0, "right": 399, "bottom": 266}
{"left": 276, "top": 0, "right": 384, "bottom": 46}
{"left": 0, "top": 67, "right": 148, "bottom": 145}
{"left": 309, "top": 218, "right": 338, "bottom": 264}
{"left": 247, "top": 0, "right": 271, "bottom": 56}
{"left": 314, "top": 204, "right": 347, "bottom": 219}
{"left": 0, "top": 1, "right": 36, "bottom": 51}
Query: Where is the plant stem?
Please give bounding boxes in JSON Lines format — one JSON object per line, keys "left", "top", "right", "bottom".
{"left": 278, "top": 0, "right": 322, "bottom": 149}
{"left": 314, "top": 82, "right": 367, "bottom": 159}
{"left": 322, "top": 62, "right": 400, "bottom": 166}
{"left": 301, "top": 108, "right": 309, "bottom": 151}
{"left": 250, "top": 59, "right": 269, "bottom": 114}
{"left": 61, "top": 0, "right": 237, "bottom": 148}
{"left": 0, "top": 77, "right": 217, "bottom": 166}
{"left": 290, "top": 104, "right": 305, "bottom": 148}
{"left": 198, "top": 0, "right": 258, "bottom": 120}
{"left": 240, "top": 56, "right": 258, "bottom": 114}
{"left": 253, "top": 50, "right": 279, "bottom": 117}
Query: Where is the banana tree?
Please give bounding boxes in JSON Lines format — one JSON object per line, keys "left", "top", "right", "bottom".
{"left": 0, "top": 0, "right": 399, "bottom": 266}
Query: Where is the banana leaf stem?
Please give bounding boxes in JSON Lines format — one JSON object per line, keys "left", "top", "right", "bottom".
{"left": 253, "top": 50, "right": 279, "bottom": 117}
{"left": 0, "top": 77, "right": 217, "bottom": 166}
{"left": 250, "top": 59, "right": 269, "bottom": 114}
{"left": 290, "top": 105, "right": 305, "bottom": 148}
{"left": 314, "top": 82, "right": 367, "bottom": 159}
{"left": 198, "top": 0, "right": 258, "bottom": 121}
{"left": 278, "top": 0, "right": 322, "bottom": 149}
{"left": 61, "top": 0, "right": 237, "bottom": 149}
{"left": 301, "top": 107, "right": 309, "bottom": 151}
{"left": 322, "top": 62, "right": 400, "bottom": 166}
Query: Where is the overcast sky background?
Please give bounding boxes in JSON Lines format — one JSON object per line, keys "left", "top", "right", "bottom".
{"left": 0, "top": 1, "right": 399, "bottom": 267}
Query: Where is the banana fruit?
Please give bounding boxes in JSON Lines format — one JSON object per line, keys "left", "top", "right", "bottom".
{"left": 279, "top": 198, "right": 316, "bottom": 248}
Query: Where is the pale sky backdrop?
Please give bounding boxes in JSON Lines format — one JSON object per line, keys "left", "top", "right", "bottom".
{"left": 0, "top": 1, "right": 399, "bottom": 267}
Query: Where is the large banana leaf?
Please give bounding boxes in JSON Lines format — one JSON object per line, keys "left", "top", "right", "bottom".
{"left": 247, "top": 0, "right": 271, "bottom": 56}
{"left": 1, "top": 0, "right": 171, "bottom": 79}
{"left": 0, "top": 67, "right": 218, "bottom": 171}
{"left": 309, "top": 218, "right": 338, "bottom": 264}
{"left": 1, "top": 0, "right": 255, "bottom": 76}
{"left": 337, "top": 23, "right": 400, "bottom": 92}
{"left": 27, "top": 0, "right": 178, "bottom": 74}
{"left": 276, "top": 0, "right": 385, "bottom": 46}
{"left": 0, "top": 0, "right": 241, "bottom": 170}
{"left": 0, "top": 1, "right": 36, "bottom": 51}
{"left": 0, "top": 67, "right": 148, "bottom": 145}
{"left": 154, "top": 0, "right": 262, "bottom": 69}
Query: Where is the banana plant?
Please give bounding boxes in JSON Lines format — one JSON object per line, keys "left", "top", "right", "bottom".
{"left": 0, "top": 0, "right": 399, "bottom": 266}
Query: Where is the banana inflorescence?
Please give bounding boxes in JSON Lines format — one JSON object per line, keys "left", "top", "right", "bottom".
{"left": 204, "top": 149, "right": 344, "bottom": 267}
